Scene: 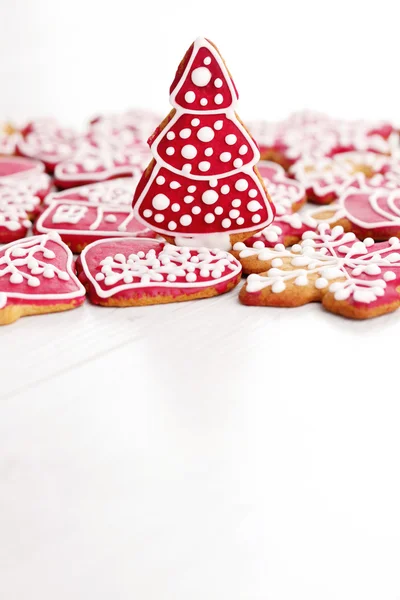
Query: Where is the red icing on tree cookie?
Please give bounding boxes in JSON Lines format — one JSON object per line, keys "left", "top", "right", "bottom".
{"left": 133, "top": 37, "right": 274, "bottom": 249}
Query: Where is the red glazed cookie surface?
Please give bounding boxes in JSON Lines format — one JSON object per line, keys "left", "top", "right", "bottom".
{"left": 0, "top": 233, "right": 86, "bottom": 325}
{"left": 78, "top": 237, "right": 242, "bottom": 306}
{"left": 133, "top": 37, "right": 274, "bottom": 249}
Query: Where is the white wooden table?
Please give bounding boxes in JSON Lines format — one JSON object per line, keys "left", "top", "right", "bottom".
{"left": 1, "top": 290, "right": 400, "bottom": 599}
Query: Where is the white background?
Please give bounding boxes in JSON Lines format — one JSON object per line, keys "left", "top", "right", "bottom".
{"left": 1, "top": 1, "right": 400, "bottom": 599}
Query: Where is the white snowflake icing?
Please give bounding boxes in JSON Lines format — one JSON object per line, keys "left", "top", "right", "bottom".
{"left": 236, "top": 224, "right": 400, "bottom": 303}
{"left": 0, "top": 234, "right": 71, "bottom": 290}
{"left": 89, "top": 243, "right": 241, "bottom": 295}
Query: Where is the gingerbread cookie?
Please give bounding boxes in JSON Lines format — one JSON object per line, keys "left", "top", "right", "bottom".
{"left": 237, "top": 224, "right": 400, "bottom": 319}
{"left": 54, "top": 142, "right": 150, "bottom": 188}
{"left": 78, "top": 237, "right": 242, "bottom": 306}
{"left": 330, "top": 174, "right": 400, "bottom": 241}
{"left": 89, "top": 109, "right": 161, "bottom": 145}
{"left": 18, "top": 120, "right": 82, "bottom": 173}
{"left": 43, "top": 177, "right": 138, "bottom": 206}
{"left": 34, "top": 199, "right": 155, "bottom": 252}
{"left": 250, "top": 113, "right": 398, "bottom": 169}
{"left": 132, "top": 37, "right": 274, "bottom": 250}
{"left": 290, "top": 152, "right": 397, "bottom": 204}
{"left": 0, "top": 233, "right": 86, "bottom": 325}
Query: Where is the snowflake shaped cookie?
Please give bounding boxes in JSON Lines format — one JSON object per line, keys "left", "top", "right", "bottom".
{"left": 237, "top": 224, "right": 400, "bottom": 319}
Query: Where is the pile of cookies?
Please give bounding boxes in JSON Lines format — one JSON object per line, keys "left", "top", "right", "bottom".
{"left": 1, "top": 36, "right": 400, "bottom": 324}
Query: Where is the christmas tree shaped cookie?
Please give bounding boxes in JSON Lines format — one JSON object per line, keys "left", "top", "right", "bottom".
{"left": 132, "top": 37, "right": 275, "bottom": 250}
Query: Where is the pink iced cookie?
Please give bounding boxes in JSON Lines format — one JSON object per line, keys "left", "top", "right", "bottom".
{"left": 34, "top": 200, "right": 155, "bottom": 252}
{"left": 43, "top": 177, "right": 138, "bottom": 206}
{"left": 257, "top": 161, "right": 306, "bottom": 211}
{"left": 54, "top": 143, "right": 150, "bottom": 188}
{"left": 0, "top": 232, "right": 85, "bottom": 325}
{"left": 290, "top": 152, "right": 398, "bottom": 204}
{"left": 18, "top": 120, "right": 83, "bottom": 173}
{"left": 78, "top": 237, "right": 242, "bottom": 306}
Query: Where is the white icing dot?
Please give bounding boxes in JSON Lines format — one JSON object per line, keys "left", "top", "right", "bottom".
{"left": 214, "top": 120, "right": 223, "bottom": 130}
{"left": 191, "top": 66, "right": 212, "bottom": 87}
{"left": 221, "top": 185, "right": 230, "bottom": 194}
{"left": 214, "top": 206, "right": 223, "bottom": 215}
{"left": 154, "top": 213, "right": 164, "bottom": 223}
{"left": 184, "top": 195, "right": 194, "bottom": 203}
{"left": 143, "top": 209, "right": 153, "bottom": 217}
{"left": 225, "top": 134, "right": 237, "bottom": 145}
{"left": 204, "top": 148, "right": 213, "bottom": 156}
{"left": 315, "top": 277, "right": 328, "bottom": 289}
{"left": 186, "top": 272, "right": 197, "bottom": 282}
{"left": 156, "top": 175, "right": 165, "bottom": 185}
{"left": 152, "top": 193, "right": 170, "bottom": 210}
{"left": 185, "top": 91, "right": 195, "bottom": 103}
{"left": 211, "top": 269, "right": 222, "bottom": 279}
{"left": 166, "top": 132, "right": 175, "bottom": 140}
{"left": 232, "top": 199, "right": 241, "bottom": 207}
{"left": 181, "top": 144, "right": 197, "bottom": 159}
{"left": 182, "top": 163, "right": 192, "bottom": 173}
{"left": 10, "top": 273, "right": 23, "bottom": 284}
{"left": 171, "top": 203, "right": 180, "bottom": 212}
{"left": 170, "top": 181, "right": 181, "bottom": 189}
{"left": 222, "top": 218, "right": 231, "bottom": 228}
{"left": 247, "top": 200, "right": 262, "bottom": 212}
{"left": 237, "top": 217, "right": 244, "bottom": 225}
{"left": 252, "top": 214, "right": 261, "bottom": 223}
{"left": 167, "top": 273, "right": 177, "bottom": 281}
{"left": 235, "top": 179, "right": 248, "bottom": 191}
{"left": 220, "top": 152, "right": 231, "bottom": 162}
{"left": 204, "top": 57, "right": 211, "bottom": 65}
{"left": 239, "top": 145, "right": 248, "bottom": 155}
{"left": 214, "top": 78, "right": 223, "bottom": 88}
{"left": 229, "top": 209, "right": 240, "bottom": 219}
{"left": 168, "top": 221, "right": 177, "bottom": 230}
{"left": 205, "top": 213, "right": 215, "bottom": 224}
{"left": 166, "top": 147, "right": 175, "bottom": 156}
{"left": 198, "top": 161, "right": 210, "bottom": 172}
{"left": 202, "top": 190, "right": 219, "bottom": 205}
{"left": 188, "top": 185, "right": 196, "bottom": 192}
{"left": 214, "top": 94, "right": 224, "bottom": 105}
{"left": 209, "top": 178, "right": 218, "bottom": 188}
{"left": 192, "top": 206, "right": 201, "bottom": 215}
{"left": 179, "top": 128, "right": 191, "bottom": 139}
{"left": 200, "top": 98, "right": 208, "bottom": 106}
{"left": 105, "top": 214, "right": 117, "bottom": 223}
{"left": 197, "top": 126, "right": 215, "bottom": 142}
{"left": 191, "top": 118, "right": 200, "bottom": 126}
{"left": 384, "top": 271, "right": 396, "bottom": 281}
{"left": 248, "top": 189, "right": 257, "bottom": 198}
{"left": 233, "top": 158, "right": 243, "bottom": 168}
{"left": 180, "top": 214, "right": 192, "bottom": 226}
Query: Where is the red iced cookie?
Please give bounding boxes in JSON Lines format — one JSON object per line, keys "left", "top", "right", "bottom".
{"left": 34, "top": 199, "right": 155, "bottom": 252}
{"left": 133, "top": 37, "right": 274, "bottom": 249}
{"left": 78, "top": 237, "right": 242, "bottom": 306}
{"left": 0, "top": 232, "right": 85, "bottom": 325}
